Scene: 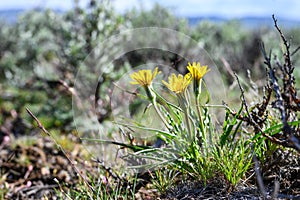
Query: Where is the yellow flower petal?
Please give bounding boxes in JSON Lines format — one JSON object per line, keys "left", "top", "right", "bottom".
{"left": 130, "top": 67, "right": 161, "bottom": 87}
{"left": 162, "top": 73, "right": 192, "bottom": 94}
{"left": 187, "top": 62, "right": 210, "bottom": 81}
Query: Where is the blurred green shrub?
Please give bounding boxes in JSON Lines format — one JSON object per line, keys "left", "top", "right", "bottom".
{"left": 0, "top": 0, "right": 129, "bottom": 132}
{"left": 125, "top": 3, "right": 188, "bottom": 31}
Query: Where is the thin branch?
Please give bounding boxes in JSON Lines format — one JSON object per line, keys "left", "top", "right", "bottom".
{"left": 58, "top": 79, "right": 77, "bottom": 96}
{"left": 253, "top": 153, "right": 268, "bottom": 199}
{"left": 271, "top": 181, "right": 280, "bottom": 199}
{"left": 261, "top": 31, "right": 300, "bottom": 152}
{"left": 291, "top": 45, "right": 300, "bottom": 56}
{"left": 234, "top": 73, "right": 297, "bottom": 150}
{"left": 272, "top": 14, "right": 292, "bottom": 68}
{"left": 26, "top": 108, "right": 51, "bottom": 136}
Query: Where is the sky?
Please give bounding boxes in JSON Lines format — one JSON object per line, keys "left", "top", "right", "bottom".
{"left": 0, "top": 0, "right": 299, "bottom": 20}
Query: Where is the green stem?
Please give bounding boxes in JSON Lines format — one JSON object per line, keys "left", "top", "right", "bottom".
{"left": 179, "top": 92, "right": 193, "bottom": 140}
{"left": 145, "top": 86, "right": 171, "bottom": 131}
{"left": 152, "top": 99, "right": 172, "bottom": 131}
{"left": 184, "top": 106, "right": 192, "bottom": 140}
{"left": 196, "top": 96, "right": 205, "bottom": 141}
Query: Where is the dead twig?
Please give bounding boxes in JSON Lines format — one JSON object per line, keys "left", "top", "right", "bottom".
{"left": 234, "top": 73, "right": 289, "bottom": 147}
{"left": 291, "top": 45, "right": 300, "bottom": 56}
{"left": 253, "top": 153, "right": 268, "bottom": 199}
{"left": 272, "top": 14, "right": 292, "bottom": 69}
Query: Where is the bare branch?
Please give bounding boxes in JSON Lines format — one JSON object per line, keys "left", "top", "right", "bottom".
{"left": 234, "top": 73, "right": 299, "bottom": 151}
{"left": 291, "top": 45, "right": 300, "bottom": 56}
{"left": 272, "top": 14, "right": 292, "bottom": 69}
{"left": 253, "top": 153, "right": 268, "bottom": 199}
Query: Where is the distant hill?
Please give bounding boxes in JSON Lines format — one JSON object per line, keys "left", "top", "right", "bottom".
{"left": 1, "top": 9, "right": 300, "bottom": 29}
{"left": 188, "top": 16, "right": 300, "bottom": 29}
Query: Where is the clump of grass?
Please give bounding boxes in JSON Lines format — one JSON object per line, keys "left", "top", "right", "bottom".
{"left": 213, "top": 105, "right": 253, "bottom": 187}
{"left": 60, "top": 177, "right": 137, "bottom": 200}
{"left": 149, "top": 167, "right": 180, "bottom": 193}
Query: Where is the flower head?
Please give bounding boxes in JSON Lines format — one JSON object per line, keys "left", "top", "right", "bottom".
{"left": 187, "top": 62, "right": 209, "bottom": 97}
{"left": 162, "top": 73, "right": 192, "bottom": 94}
{"left": 187, "top": 62, "right": 210, "bottom": 81}
{"left": 130, "top": 67, "right": 161, "bottom": 87}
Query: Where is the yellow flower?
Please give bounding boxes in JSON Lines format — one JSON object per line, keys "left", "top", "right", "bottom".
{"left": 187, "top": 62, "right": 210, "bottom": 97}
{"left": 130, "top": 67, "right": 161, "bottom": 87}
{"left": 187, "top": 62, "right": 210, "bottom": 81}
{"left": 162, "top": 73, "right": 192, "bottom": 94}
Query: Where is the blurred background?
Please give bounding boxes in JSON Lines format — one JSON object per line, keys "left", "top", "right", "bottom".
{"left": 1, "top": 0, "right": 300, "bottom": 138}
{"left": 1, "top": 0, "right": 300, "bottom": 135}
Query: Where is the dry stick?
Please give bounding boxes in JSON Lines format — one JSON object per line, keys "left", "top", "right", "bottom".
{"left": 58, "top": 79, "right": 77, "bottom": 96}
{"left": 271, "top": 181, "right": 280, "bottom": 199}
{"left": 261, "top": 42, "right": 300, "bottom": 152}
{"left": 267, "top": 60, "right": 300, "bottom": 151}
{"left": 235, "top": 71, "right": 300, "bottom": 197}
{"left": 272, "top": 15, "right": 298, "bottom": 109}
{"left": 26, "top": 108, "right": 94, "bottom": 193}
{"left": 234, "top": 73, "right": 288, "bottom": 147}
{"left": 291, "top": 45, "right": 300, "bottom": 56}
{"left": 272, "top": 15, "right": 299, "bottom": 106}
{"left": 272, "top": 14, "right": 292, "bottom": 69}
{"left": 253, "top": 153, "right": 268, "bottom": 199}
{"left": 272, "top": 14, "right": 294, "bottom": 102}
{"left": 274, "top": 14, "right": 300, "bottom": 107}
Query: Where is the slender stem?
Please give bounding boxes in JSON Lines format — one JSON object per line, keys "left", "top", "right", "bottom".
{"left": 179, "top": 92, "right": 193, "bottom": 140}
{"left": 184, "top": 106, "right": 192, "bottom": 140}
{"left": 196, "top": 96, "right": 205, "bottom": 141}
{"left": 152, "top": 99, "right": 172, "bottom": 131}
{"left": 145, "top": 86, "right": 172, "bottom": 131}
{"left": 144, "top": 85, "right": 172, "bottom": 131}
{"left": 194, "top": 78, "right": 205, "bottom": 142}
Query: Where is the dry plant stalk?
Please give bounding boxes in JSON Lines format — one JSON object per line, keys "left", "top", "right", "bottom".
{"left": 230, "top": 15, "right": 300, "bottom": 153}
